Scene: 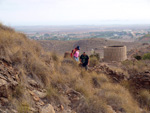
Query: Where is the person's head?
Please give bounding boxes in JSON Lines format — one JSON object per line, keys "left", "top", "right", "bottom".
{"left": 83, "top": 52, "right": 86, "bottom": 56}
{"left": 76, "top": 46, "right": 80, "bottom": 50}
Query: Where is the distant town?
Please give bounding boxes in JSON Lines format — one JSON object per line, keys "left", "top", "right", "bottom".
{"left": 14, "top": 25, "right": 150, "bottom": 41}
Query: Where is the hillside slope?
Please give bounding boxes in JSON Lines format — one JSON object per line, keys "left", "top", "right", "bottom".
{"left": 138, "top": 34, "right": 150, "bottom": 43}
{"left": 0, "top": 23, "right": 150, "bottom": 113}
{"left": 39, "top": 38, "right": 140, "bottom": 57}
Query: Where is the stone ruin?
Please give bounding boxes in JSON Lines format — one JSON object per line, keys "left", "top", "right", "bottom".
{"left": 104, "top": 45, "right": 127, "bottom": 62}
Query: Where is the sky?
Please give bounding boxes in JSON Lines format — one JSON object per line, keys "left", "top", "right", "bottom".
{"left": 0, "top": 0, "right": 150, "bottom": 26}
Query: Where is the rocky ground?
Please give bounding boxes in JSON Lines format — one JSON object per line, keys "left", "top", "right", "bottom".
{"left": 1, "top": 23, "right": 150, "bottom": 113}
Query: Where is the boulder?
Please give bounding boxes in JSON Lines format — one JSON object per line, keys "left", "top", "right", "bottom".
{"left": 32, "top": 90, "right": 47, "bottom": 99}
{"left": 0, "top": 79, "right": 8, "bottom": 98}
{"left": 40, "top": 104, "right": 55, "bottom": 113}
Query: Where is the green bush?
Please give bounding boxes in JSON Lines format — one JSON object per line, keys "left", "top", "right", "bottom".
{"left": 142, "top": 53, "right": 150, "bottom": 60}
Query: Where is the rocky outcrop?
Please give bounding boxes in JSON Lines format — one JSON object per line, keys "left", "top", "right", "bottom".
{"left": 40, "top": 104, "right": 55, "bottom": 113}
{"left": 129, "top": 71, "right": 150, "bottom": 89}
{"left": 0, "top": 60, "right": 18, "bottom": 98}
{"left": 90, "top": 64, "right": 127, "bottom": 82}
{"left": 0, "top": 59, "right": 56, "bottom": 113}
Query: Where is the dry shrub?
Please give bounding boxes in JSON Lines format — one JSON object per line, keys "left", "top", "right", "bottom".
{"left": 46, "top": 86, "right": 59, "bottom": 100}
{"left": 77, "top": 96, "right": 109, "bottom": 113}
{"left": 51, "top": 52, "right": 59, "bottom": 62}
{"left": 122, "top": 60, "right": 148, "bottom": 73}
{"left": 17, "top": 101, "right": 30, "bottom": 113}
{"left": 138, "top": 90, "right": 150, "bottom": 110}
{"left": 51, "top": 64, "right": 80, "bottom": 87}
{"left": 74, "top": 79, "right": 93, "bottom": 98}
{"left": 12, "top": 84, "right": 24, "bottom": 98}
{"left": 89, "top": 56, "right": 99, "bottom": 67}
{"left": 100, "top": 83, "right": 140, "bottom": 113}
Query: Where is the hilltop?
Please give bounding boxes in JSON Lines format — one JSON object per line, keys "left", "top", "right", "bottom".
{"left": 0, "top": 23, "right": 150, "bottom": 113}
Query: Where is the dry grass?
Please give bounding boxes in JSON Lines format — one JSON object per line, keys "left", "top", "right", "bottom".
{"left": 12, "top": 84, "right": 24, "bottom": 98}
{"left": 0, "top": 23, "right": 52, "bottom": 86}
{"left": 46, "top": 86, "right": 59, "bottom": 100}
{"left": 89, "top": 56, "right": 99, "bottom": 67}
{"left": 138, "top": 89, "right": 150, "bottom": 110}
{"left": 0, "top": 23, "right": 147, "bottom": 112}
{"left": 110, "top": 67, "right": 129, "bottom": 78}
{"left": 122, "top": 60, "right": 148, "bottom": 73}
{"left": 100, "top": 83, "right": 141, "bottom": 113}
{"left": 17, "top": 101, "right": 30, "bottom": 113}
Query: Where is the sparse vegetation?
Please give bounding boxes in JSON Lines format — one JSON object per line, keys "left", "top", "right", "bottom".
{"left": 89, "top": 56, "right": 99, "bottom": 67}
{"left": 142, "top": 53, "right": 150, "bottom": 60}
{"left": 12, "top": 84, "right": 24, "bottom": 98}
{"left": 17, "top": 101, "right": 30, "bottom": 113}
{"left": 1, "top": 23, "right": 150, "bottom": 113}
{"left": 138, "top": 89, "right": 150, "bottom": 110}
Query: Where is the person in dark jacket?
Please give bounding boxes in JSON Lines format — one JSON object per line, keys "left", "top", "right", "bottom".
{"left": 80, "top": 52, "right": 89, "bottom": 70}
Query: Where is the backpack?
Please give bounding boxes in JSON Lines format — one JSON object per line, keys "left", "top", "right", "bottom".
{"left": 70, "top": 49, "right": 76, "bottom": 57}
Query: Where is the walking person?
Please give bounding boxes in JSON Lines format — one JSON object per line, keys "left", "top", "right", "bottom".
{"left": 71, "top": 46, "right": 80, "bottom": 62}
{"left": 80, "top": 52, "right": 89, "bottom": 70}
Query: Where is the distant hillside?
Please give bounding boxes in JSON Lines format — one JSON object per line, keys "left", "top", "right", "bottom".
{"left": 138, "top": 34, "right": 150, "bottom": 42}
{"left": 39, "top": 38, "right": 140, "bottom": 57}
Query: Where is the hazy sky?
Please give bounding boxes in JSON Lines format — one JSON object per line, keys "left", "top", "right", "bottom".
{"left": 0, "top": 0, "right": 150, "bottom": 26}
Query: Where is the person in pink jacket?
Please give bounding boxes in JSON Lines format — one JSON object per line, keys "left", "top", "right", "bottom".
{"left": 71, "top": 46, "right": 80, "bottom": 62}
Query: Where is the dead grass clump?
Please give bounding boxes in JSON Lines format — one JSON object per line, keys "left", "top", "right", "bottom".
{"left": 46, "top": 86, "right": 59, "bottom": 100}
{"left": 77, "top": 96, "right": 109, "bottom": 113}
{"left": 51, "top": 52, "right": 59, "bottom": 62}
{"left": 138, "top": 89, "right": 150, "bottom": 110}
{"left": 74, "top": 79, "right": 92, "bottom": 98}
{"left": 89, "top": 56, "right": 99, "bottom": 67}
{"left": 17, "top": 101, "right": 30, "bottom": 113}
{"left": 90, "top": 73, "right": 109, "bottom": 88}
{"left": 28, "top": 57, "right": 51, "bottom": 85}
{"left": 122, "top": 60, "right": 148, "bottom": 73}
{"left": 12, "top": 84, "right": 24, "bottom": 98}
{"left": 101, "top": 83, "right": 140, "bottom": 113}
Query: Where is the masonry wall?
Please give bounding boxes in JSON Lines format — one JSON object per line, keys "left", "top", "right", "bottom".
{"left": 104, "top": 46, "right": 127, "bottom": 62}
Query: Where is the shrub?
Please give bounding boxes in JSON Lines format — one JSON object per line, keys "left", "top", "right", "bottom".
{"left": 46, "top": 86, "right": 59, "bottom": 100}
{"left": 138, "top": 90, "right": 150, "bottom": 109}
{"left": 142, "top": 53, "right": 150, "bottom": 60}
{"left": 100, "top": 83, "right": 140, "bottom": 113}
{"left": 76, "top": 96, "right": 109, "bottom": 113}
{"left": 51, "top": 52, "right": 59, "bottom": 62}
{"left": 17, "top": 101, "right": 30, "bottom": 113}
{"left": 12, "top": 85, "right": 24, "bottom": 98}
{"left": 90, "top": 53, "right": 100, "bottom": 61}
{"left": 89, "top": 56, "right": 99, "bottom": 67}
